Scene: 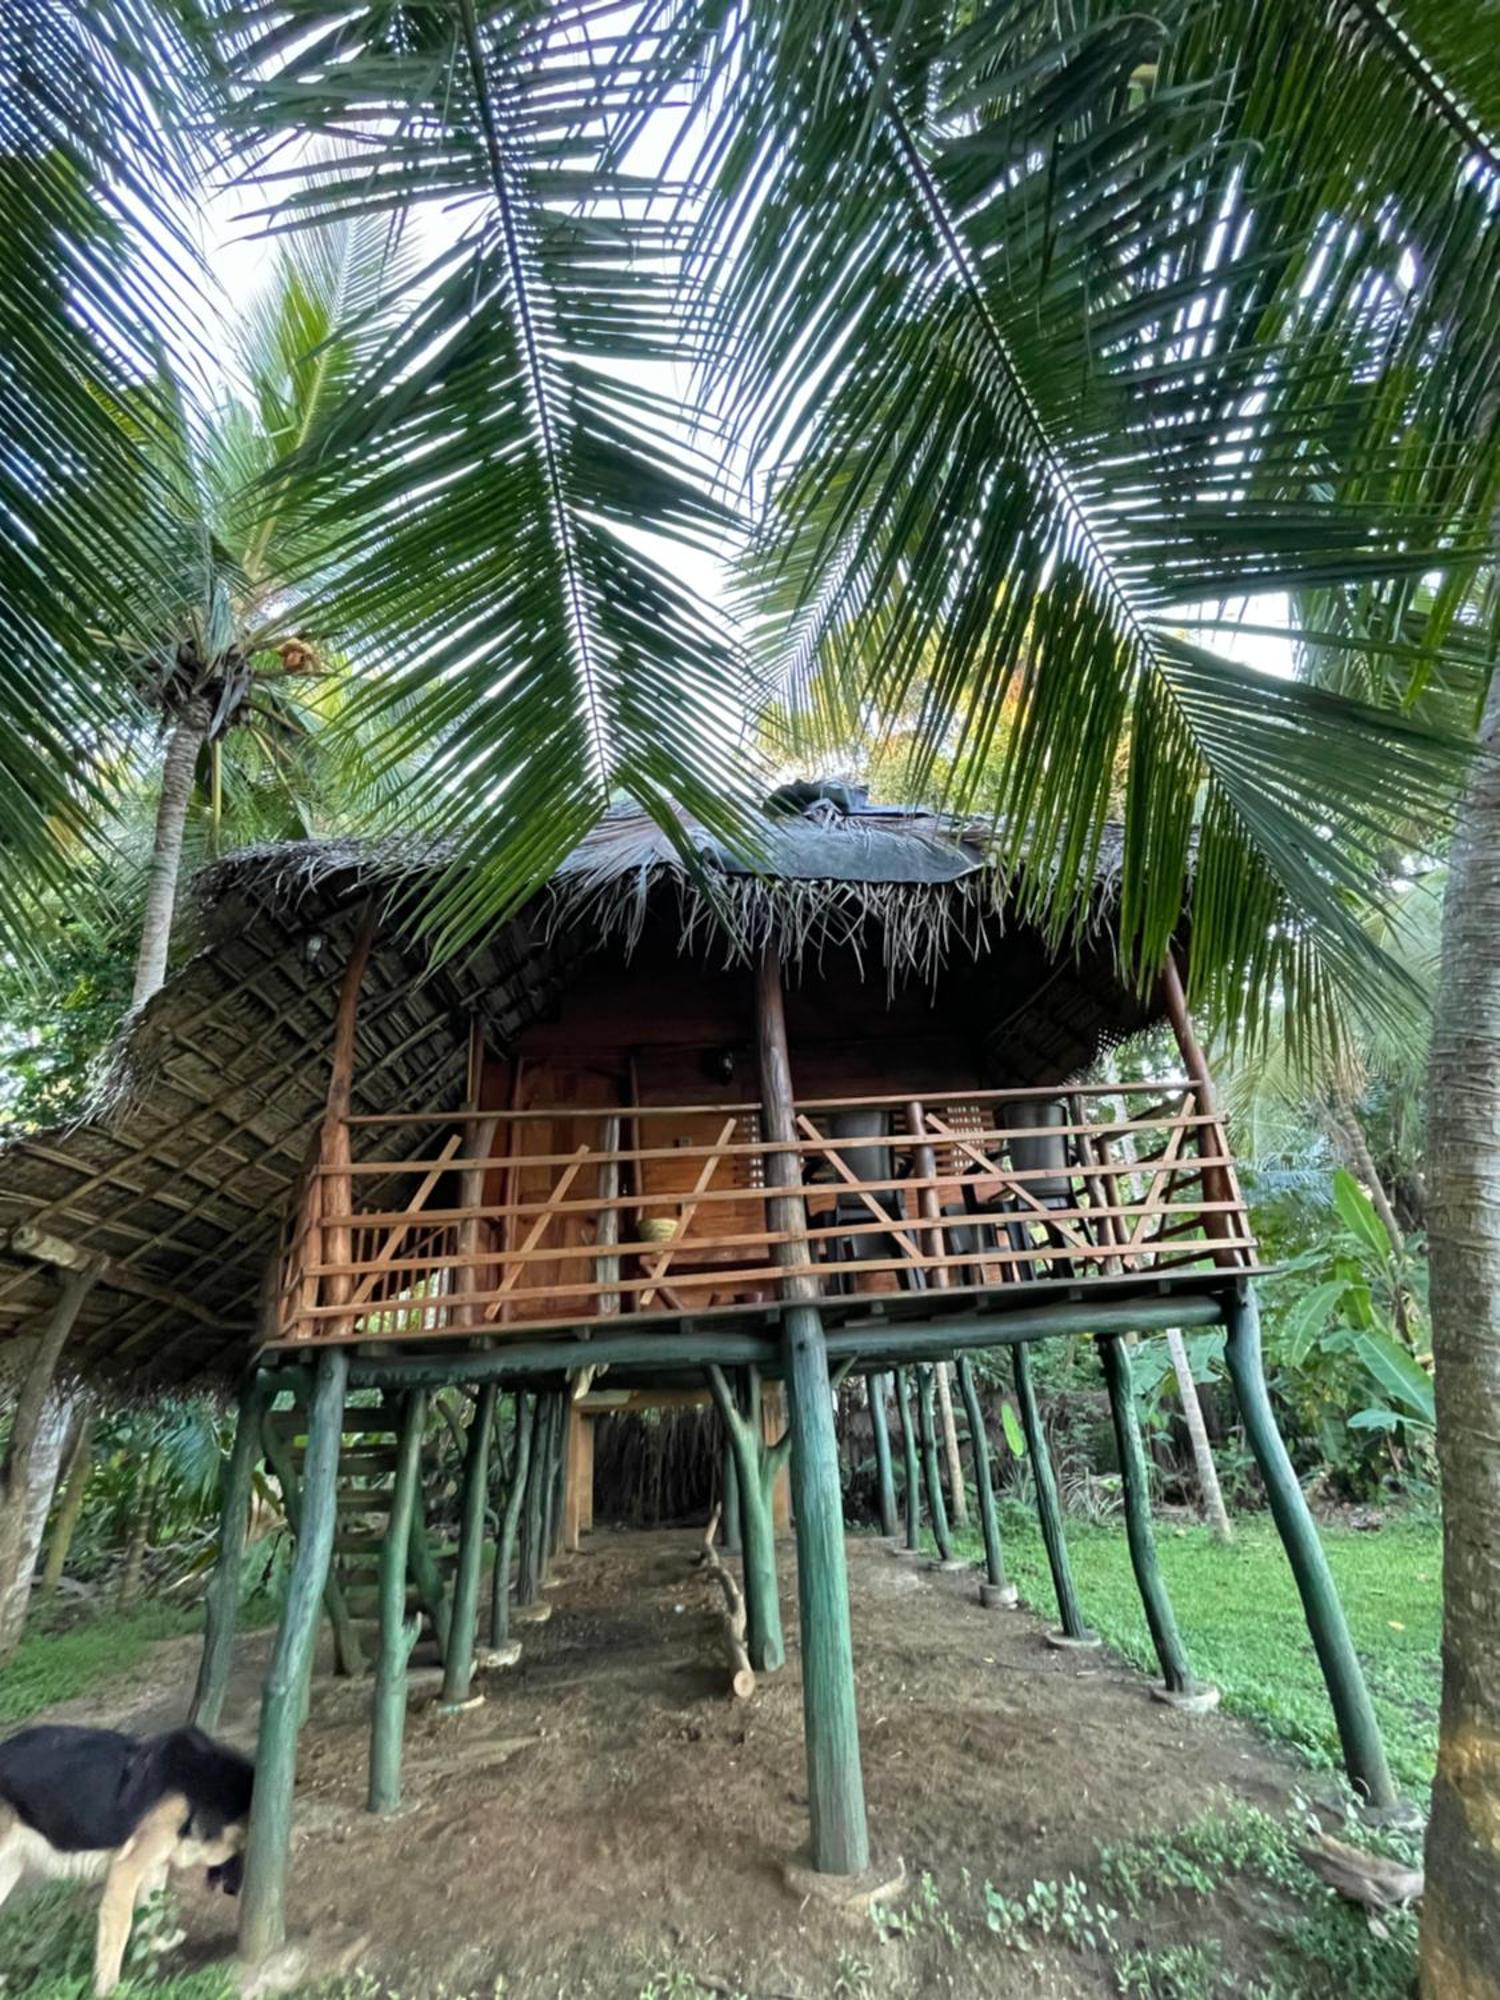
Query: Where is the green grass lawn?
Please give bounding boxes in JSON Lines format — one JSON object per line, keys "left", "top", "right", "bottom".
{"left": 957, "top": 1504, "right": 1441, "bottom": 1796}
{"left": 0, "top": 1583, "right": 283, "bottom": 1730}
{"left": 0, "top": 1601, "right": 205, "bottom": 1727}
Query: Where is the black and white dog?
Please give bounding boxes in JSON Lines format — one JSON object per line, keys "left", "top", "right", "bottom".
{"left": 0, "top": 1724, "right": 254, "bottom": 1995}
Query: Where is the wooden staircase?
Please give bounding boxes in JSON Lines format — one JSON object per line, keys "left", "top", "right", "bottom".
{"left": 264, "top": 1403, "right": 455, "bottom": 1667}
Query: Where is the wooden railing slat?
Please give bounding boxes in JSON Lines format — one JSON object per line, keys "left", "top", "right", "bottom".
{"left": 276, "top": 1088, "right": 1256, "bottom": 1345}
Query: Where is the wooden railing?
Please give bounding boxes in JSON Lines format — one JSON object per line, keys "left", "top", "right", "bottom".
{"left": 268, "top": 1081, "right": 1256, "bottom": 1348}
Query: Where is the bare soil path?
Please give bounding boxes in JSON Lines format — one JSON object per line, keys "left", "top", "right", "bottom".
{"left": 35, "top": 1529, "right": 1316, "bottom": 1996}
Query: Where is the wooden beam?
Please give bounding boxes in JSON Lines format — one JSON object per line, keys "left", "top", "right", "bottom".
{"left": 253, "top": 1293, "right": 1231, "bottom": 1393}
{"left": 5, "top": 1224, "right": 246, "bottom": 1332}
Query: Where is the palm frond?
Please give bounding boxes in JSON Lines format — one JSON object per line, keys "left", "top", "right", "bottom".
{"left": 206, "top": 1, "right": 764, "bottom": 951}
{"left": 686, "top": 0, "right": 1497, "bottom": 1043}
{"left": 0, "top": 2, "right": 215, "bottom": 955}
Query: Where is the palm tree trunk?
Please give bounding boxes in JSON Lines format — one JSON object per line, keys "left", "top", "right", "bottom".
{"left": 1164, "top": 1326, "right": 1231, "bottom": 1542}
{"left": 41, "top": 1407, "right": 95, "bottom": 1592}
{"left": 1324, "top": 1090, "right": 1407, "bottom": 1260}
{"left": 0, "top": 1270, "right": 96, "bottom": 1661}
{"left": 131, "top": 696, "right": 210, "bottom": 1007}
{"left": 117, "top": 1448, "right": 162, "bottom": 1609}
{"left": 1422, "top": 672, "right": 1500, "bottom": 1998}
{"left": 0, "top": 1393, "right": 73, "bottom": 1655}
{"left": 934, "top": 1361, "right": 969, "bottom": 1526}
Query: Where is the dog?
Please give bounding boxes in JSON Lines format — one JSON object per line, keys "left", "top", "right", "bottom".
{"left": 0, "top": 1724, "right": 254, "bottom": 1995}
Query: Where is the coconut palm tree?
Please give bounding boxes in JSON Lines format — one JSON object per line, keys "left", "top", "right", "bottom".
{"left": 117, "top": 219, "right": 407, "bottom": 1003}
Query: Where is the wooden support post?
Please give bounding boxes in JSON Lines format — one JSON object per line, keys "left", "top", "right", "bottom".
{"left": 956, "top": 1358, "right": 1015, "bottom": 1606}
{"left": 579, "top": 1408, "right": 594, "bottom": 1534}
{"left": 916, "top": 1365, "right": 956, "bottom": 1563}
{"left": 516, "top": 1401, "right": 547, "bottom": 1608}
{"left": 756, "top": 946, "right": 869, "bottom": 1876}
{"left": 893, "top": 1367, "right": 922, "bottom": 1553}
{"left": 564, "top": 1403, "right": 590, "bottom": 1552}
{"left": 191, "top": 1370, "right": 273, "bottom": 1729}
{"left": 1011, "top": 1344, "right": 1093, "bottom": 1643}
{"left": 534, "top": 1395, "right": 555, "bottom": 1579}
{"left": 761, "top": 1380, "right": 792, "bottom": 1533}
{"left": 548, "top": 1393, "right": 568, "bottom": 1562}
{"left": 721, "top": 1431, "right": 742, "bottom": 1553}
{"left": 1223, "top": 1288, "right": 1397, "bottom": 1805}
{"left": 536, "top": 1392, "right": 562, "bottom": 1570}
{"left": 868, "top": 1371, "right": 899, "bottom": 1541}
{"left": 370, "top": 1389, "right": 427, "bottom": 1811}
{"left": 1160, "top": 957, "right": 1240, "bottom": 1223}
{"left": 408, "top": 1491, "right": 451, "bottom": 1661}
{"left": 784, "top": 1303, "right": 870, "bottom": 1874}
{"left": 240, "top": 1346, "right": 347, "bottom": 1961}
{"left": 41, "top": 1407, "right": 95, "bottom": 1595}
{"left": 706, "top": 1365, "right": 787, "bottom": 1673}
{"left": 934, "top": 1362, "right": 970, "bottom": 1527}
{"left": 491, "top": 1393, "right": 535, "bottom": 1645}
{"left": 260, "top": 1411, "right": 365, "bottom": 1680}
{"left": 319, "top": 914, "right": 376, "bottom": 1343}
{"left": 906, "top": 1100, "right": 950, "bottom": 1290}
{"left": 442, "top": 1381, "right": 498, "bottom": 1706}
{"left": 1098, "top": 1335, "right": 1202, "bottom": 1698}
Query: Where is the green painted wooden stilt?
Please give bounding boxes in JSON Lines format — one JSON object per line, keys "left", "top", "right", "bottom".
{"left": 369, "top": 1389, "right": 427, "bottom": 1812}
{"left": 408, "top": 1491, "right": 450, "bottom": 1659}
{"left": 544, "top": 1393, "right": 566, "bottom": 1563}
{"left": 1099, "top": 1335, "right": 1199, "bottom": 1696}
{"left": 516, "top": 1401, "right": 547, "bottom": 1607}
{"left": 706, "top": 1365, "right": 787, "bottom": 1672}
{"left": 916, "top": 1365, "right": 955, "bottom": 1562}
{"left": 491, "top": 1392, "right": 535, "bottom": 1644}
{"left": 868, "top": 1371, "right": 899, "bottom": 1540}
{"left": 442, "top": 1380, "right": 498, "bottom": 1705}
{"left": 1223, "top": 1288, "right": 1397, "bottom": 1806}
{"left": 956, "top": 1358, "right": 1014, "bottom": 1603}
{"left": 260, "top": 1409, "right": 365, "bottom": 1680}
{"left": 784, "top": 1303, "right": 870, "bottom": 1874}
{"left": 191, "top": 1370, "right": 272, "bottom": 1729}
{"left": 536, "top": 1393, "right": 561, "bottom": 1580}
{"left": 721, "top": 1432, "right": 742, "bottom": 1553}
{"left": 1011, "top": 1343, "right": 1092, "bottom": 1641}
{"left": 753, "top": 943, "right": 866, "bottom": 1872}
{"left": 536, "top": 1397, "right": 554, "bottom": 1572}
{"left": 893, "top": 1367, "right": 922, "bottom": 1552}
{"left": 240, "top": 1349, "right": 347, "bottom": 1961}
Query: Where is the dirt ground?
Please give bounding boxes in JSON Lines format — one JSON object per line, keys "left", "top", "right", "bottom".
{"left": 42, "top": 1530, "right": 1320, "bottom": 1998}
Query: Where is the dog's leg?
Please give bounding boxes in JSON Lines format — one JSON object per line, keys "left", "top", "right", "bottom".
{"left": 94, "top": 1796, "right": 186, "bottom": 1997}
{"left": 0, "top": 1826, "right": 23, "bottom": 1916}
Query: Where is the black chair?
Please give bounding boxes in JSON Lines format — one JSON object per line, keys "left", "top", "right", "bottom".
{"left": 811, "top": 1108, "right": 926, "bottom": 1295}
{"left": 959, "top": 1098, "right": 1079, "bottom": 1285}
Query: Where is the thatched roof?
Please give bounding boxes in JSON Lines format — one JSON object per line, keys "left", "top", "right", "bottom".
{"left": 0, "top": 798, "right": 1153, "bottom": 1391}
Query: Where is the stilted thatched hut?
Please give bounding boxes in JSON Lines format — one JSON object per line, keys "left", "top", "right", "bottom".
{"left": 0, "top": 789, "right": 1397, "bottom": 1954}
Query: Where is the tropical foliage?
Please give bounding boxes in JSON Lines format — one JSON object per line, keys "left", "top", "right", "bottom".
{"left": 3, "top": 2, "right": 1495, "bottom": 1026}
{"left": 4, "top": 7, "right": 1500, "bottom": 1990}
